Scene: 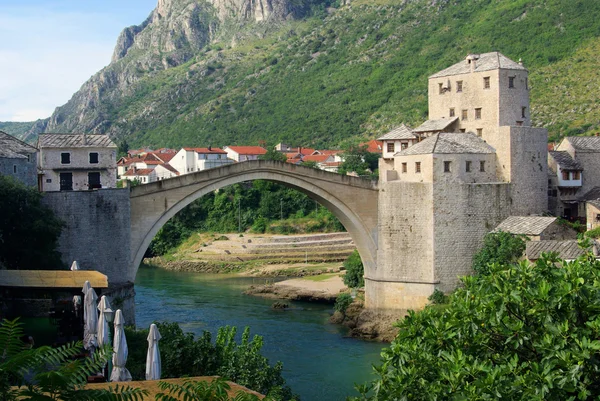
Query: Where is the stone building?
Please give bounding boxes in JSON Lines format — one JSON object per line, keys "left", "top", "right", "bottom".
{"left": 0, "top": 131, "right": 38, "bottom": 187}
{"left": 371, "top": 52, "right": 548, "bottom": 311}
{"left": 38, "top": 134, "right": 117, "bottom": 191}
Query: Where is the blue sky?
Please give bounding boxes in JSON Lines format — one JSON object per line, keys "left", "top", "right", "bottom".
{"left": 0, "top": 0, "right": 157, "bottom": 121}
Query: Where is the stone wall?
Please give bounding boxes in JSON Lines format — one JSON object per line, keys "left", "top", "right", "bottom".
{"left": 587, "top": 203, "right": 600, "bottom": 230}
{"left": 433, "top": 182, "right": 511, "bottom": 292}
{"left": 0, "top": 154, "right": 38, "bottom": 187}
{"left": 42, "top": 189, "right": 132, "bottom": 284}
{"left": 103, "top": 282, "right": 136, "bottom": 326}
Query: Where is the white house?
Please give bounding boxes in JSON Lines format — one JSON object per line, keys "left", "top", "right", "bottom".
{"left": 171, "top": 147, "right": 232, "bottom": 175}
{"left": 377, "top": 124, "right": 418, "bottom": 159}
{"left": 37, "top": 133, "right": 117, "bottom": 191}
{"left": 224, "top": 146, "right": 267, "bottom": 162}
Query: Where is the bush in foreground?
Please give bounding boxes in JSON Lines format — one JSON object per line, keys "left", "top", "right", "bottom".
{"left": 352, "top": 242, "right": 600, "bottom": 400}
{"left": 343, "top": 250, "right": 364, "bottom": 288}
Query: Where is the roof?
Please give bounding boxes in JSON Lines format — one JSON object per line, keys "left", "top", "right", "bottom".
{"left": 377, "top": 124, "right": 416, "bottom": 141}
{"left": 317, "top": 149, "right": 341, "bottom": 155}
{"left": 395, "top": 133, "right": 495, "bottom": 156}
{"left": 413, "top": 117, "right": 459, "bottom": 133}
{"left": 549, "top": 151, "right": 583, "bottom": 170}
{"left": 579, "top": 187, "right": 600, "bottom": 202}
{"left": 0, "top": 131, "right": 37, "bottom": 159}
{"left": 225, "top": 146, "right": 267, "bottom": 155}
{"left": 122, "top": 168, "right": 155, "bottom": 176}
{"left": 429, "top": 52, "right": 527, "bottom": 79}
{"left": 526, "top": 240, "right": 597, "bottom": 261}
{"left": 38, "top": 134, "right": 117, "bottom": 149}
{"left": 183, "top": 147, "right": 227, "bottom": 154}
{"left": 154, "top": 151, "right": 177, "bottom": 163}
{"left": 302, "top": 154, "right": 331, "bottom": 163}
{"left": 0, "top": 270, "right": 108, "bottom": 289}
{"left": 361, "top": 139, "right": 383, "bottom": 153}
{"left": 563, "top": 136, "right": 600, "bottom": 153}
{"left": 493, "top": 216, "right": 557, "bottom": 236}
{"left": 155, "top": 163, "right": 179, "bottom": 174}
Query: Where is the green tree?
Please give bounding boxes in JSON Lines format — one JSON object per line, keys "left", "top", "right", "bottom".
{"left": 353, "top": 242, "right": 600, "bottom": 400}
{"left": 0, "top": 176, "right": 64, "bottom": 270}
{"left": 338, "top": 144, "right": 379, "bottom": 177}
{"left": 342, "top": 250, "right": 364, "bottom": 288}
{"left": 472, "top": 231, "right": 526, "bottom": 275}
{"left": 117, "top": 139, "right": 129, "bottom": 158}
{"left": 259, "top": 147, "right": 287, "bottom": 162}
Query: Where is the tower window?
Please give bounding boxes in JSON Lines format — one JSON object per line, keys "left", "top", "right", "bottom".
{"left": 480, "top": 161, "right": 486, "bottom": 172}
{"left": 439, "top": 83, "right": 444, "bottom": 94}
{"left": 525, "top": 77, "right": 528, "bottom": 89}
{"left": 415, "top": 162, "right": 421, "bottom": 173}
{"left": 461, "top": 109, "right": 468, "bottom": 120}
{"left": 562, "top": 171, "right": 570, "bottom": 180}
{"left": 483, "top": 77, "right": 490, "bottom": 89}
{"left": 573, "top": 171, "right": 581, "bottom": 180}
{"left": 509, "top": 76, "right": 515, "bottom": 88}
{"left": 13, "top": 165, "right": 17, "bottom": 174}
{"left": 402, "top": 162, "right": 407, "bottom": 173}
{"left": 444, "top": 161, "right": 451, "bottom": 173}
{"left": 516, "top": 121, "right": 523, "bottom": 126}
{"left": 449, "top": 108, "right": 455, "bottom": 117}
{"left": 401, "top": 142, "right": 408, "bottom": 150}
{"left": 387, "top": 142, "right": 395, "bottom": 153}
{"left": 61, "top": 152, "right": 71, "bottom": 164}
{"left": 521, "top": 107, "right": 526, "bottom": 118}
{"left": 475, "top": 108, "right": 482, "bottom": 119}
{"left": 89, "top": 152, "right": 99, "bottom": 164}
{"left": 476, "top": 128, "right": 483, "bottom": 137}
{"left": 456, "top": 81, "right": 463, "bottom": 92}
{"left": 465, "top": 161, "right": 472, "bottom": 172}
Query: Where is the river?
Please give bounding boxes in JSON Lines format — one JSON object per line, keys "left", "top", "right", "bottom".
{"left": 134, "top": 266, "right": 385, "bottom": 401}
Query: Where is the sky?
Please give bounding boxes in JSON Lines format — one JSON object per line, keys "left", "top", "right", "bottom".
{"left": 0, "top": 0, "right": 157, "bottom": 122}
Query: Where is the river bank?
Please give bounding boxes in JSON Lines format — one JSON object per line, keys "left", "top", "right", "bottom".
{"left": 145, "top": 232, "right": 402, "bottom": 342}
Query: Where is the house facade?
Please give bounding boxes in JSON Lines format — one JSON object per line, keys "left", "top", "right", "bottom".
{"left": 224, "top": 146, "right": 267, "bottom": 162}
{"left": 37, "top": 134, "right": 117, "bottom": 191}
{"left": 170, "top": 147, "right": 232, "bottom": 175}
{"left": 0, "top": 131, "right": 38, "bottom": 187}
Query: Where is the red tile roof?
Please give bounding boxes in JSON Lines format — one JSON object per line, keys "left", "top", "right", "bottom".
{"left": 122, "top": 168, "right": 155, "bottom": 176}
{"left": 184, "top": 147, "right": 227, "bottom": 154}
{"left": 302, "top": 154, "right": 331, "bottom": 163}
{"left": 226, "top": 146, "right": 267, "bottom": 155}
{"left": 317, "top": 149, "right": 341, "bottom": 155}
{"left": 361, "top": 140, "right": 383, "bottom": 153}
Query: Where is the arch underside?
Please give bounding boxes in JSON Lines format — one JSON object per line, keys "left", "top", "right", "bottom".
{"left": 130, "top": 168, "right": 378, "bottom": 281}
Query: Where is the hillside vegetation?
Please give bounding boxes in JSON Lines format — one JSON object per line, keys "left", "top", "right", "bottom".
{"left": 33, "top": 0, "right": 600, "bottom": 148}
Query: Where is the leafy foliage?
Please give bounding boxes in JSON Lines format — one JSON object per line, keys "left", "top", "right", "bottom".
{"left": 0, "top": 318, "right": 146, "bottom": 401}
{"left": 352, "top": 243, "right": 600, "bottom": 400}
{"left": 472, "top": 231, "right": 526, "bottom": 275}
{"left": 259, "top": 147, "right": 288, "bottom": 162}
{"left": 427, "top": 289, "right": 448, "bottom": 305}
{"left": 334, "top": 293, "right": 353, "bottom": 315}
{"left": 125, "top": 323, "right": 297, "bottom": 400}
{"left": 585, "top": 226, "right": 600, "bottom": 239}
{"left": 0, "top": 175, "right": 64, "bottom": 270}
{"left": 342, "top": 250, "right": 364, "bottom": 288}
{"left": 338, "top": 144, "right": 379, "bottom": 178}
{"left": 156, "top": 377, "right": 266, "bottom": 401}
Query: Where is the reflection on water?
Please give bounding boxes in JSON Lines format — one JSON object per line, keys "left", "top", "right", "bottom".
{"left": 135, "top": 266, "right": 384, "bottom": 401}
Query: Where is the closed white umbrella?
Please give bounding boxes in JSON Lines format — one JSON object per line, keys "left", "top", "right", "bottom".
{"left": 145, "top": 324, "right": 161, "bottom": 380}
{"left": 83, "top": 287, "right": 98, "bottom": 351}
{"left": 111, "top": 309, "right": 132, "bottom": 382}
{"left": 81, "top": 281, "right": 91, "bottom": 321}
{"left": 97, "top": 296, "right": 113, "bottom": 348}
{"left": 70, "top": 261, "right": 80, "bottom": 271}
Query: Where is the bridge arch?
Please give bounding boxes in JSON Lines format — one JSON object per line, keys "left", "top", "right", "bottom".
{"left": 128, "top": 161, "right": 379, "bottom": 282}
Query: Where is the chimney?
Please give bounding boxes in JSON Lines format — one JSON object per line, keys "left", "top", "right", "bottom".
{"left": 466, "top": 54, "right": 479, "bottom": 73}
{"left": 518, "top": 58, "right": 523, "bottom": 66}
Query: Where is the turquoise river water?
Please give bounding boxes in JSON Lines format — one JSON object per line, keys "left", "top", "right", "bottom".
{"left": 134, "top": 266, "right": 385, "bottom": 401}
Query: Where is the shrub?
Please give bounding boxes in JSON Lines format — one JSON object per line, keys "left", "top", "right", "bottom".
{"left": 585, "top": 226, "right": 600, "bottom": 239}
{"left": 352, "top": 244, "right": 600, "bottom": 400}
{"left": 334, "top": 293, "right": 353, "bottom": 315}
{"left": 251, "top": 217, "right": 269, "bottom": 233}
{"left": 427, "top": 289, "right": 447, "bottom": 305}
{"left": 472, "top": 231, "right": 526, "bottom": 275}
{"left": 343, "top": 250, "right": 364, "bottom": 288}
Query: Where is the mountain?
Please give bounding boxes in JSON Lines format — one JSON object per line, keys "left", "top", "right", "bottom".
{"left": 0, "top": 121, "right": 45, "bottom": 143}
{"left": 37, "top": 0, "right": 600, "bottom": 147}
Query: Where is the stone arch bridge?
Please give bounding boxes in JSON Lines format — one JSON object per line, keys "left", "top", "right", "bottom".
{"left": 128, "top": 160, "right": 379, "bottom": 290}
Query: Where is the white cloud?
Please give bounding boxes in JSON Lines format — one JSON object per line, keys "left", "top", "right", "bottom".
{"left": 0, "top": 6, "right": 129, "bottom": 121}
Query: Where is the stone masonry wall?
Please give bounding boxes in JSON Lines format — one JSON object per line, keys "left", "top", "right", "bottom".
{"left": 42, "top": 189, "right": 131, "bottom": 284}
{"left": 0, "top": 155, "right": 38, "bottom": 187}
{"left": 433, "top": 182, "right": 511, "bottom": 292}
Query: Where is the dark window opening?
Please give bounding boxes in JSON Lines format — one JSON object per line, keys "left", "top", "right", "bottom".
{"left": 387, "top": 142, "right": 395, "bottom": 153}
{"left": 13, "top": 165, "right": 17, "bottom": 174}
{"left": 46, "top": 178, "right": 52, "bottom": 183}
{"left": 456, "top": 81, "right": 463, "bottom": 92}
{"left": 521, "top": 107, "right": 526, "bottom": 119}
{"left": 415, "top": 162, "right": 421, "bottom": 173}
{"left": 477, "top": 128, "right": 483, "bottom": 137}
{"left": 562, "top": 171, "right": 570, "bottom": 180}
{"left": 480, "top": 161, "right": 486, "bottom": 172}
{"left": 60, "top": 173, "right": 73, "bottom": 191}
{"left": 444, "top": 161, "right": 451, "bottom": 173}
{"left": 89, "top": 152, "right": 99, "bottom": 164}
{"left": 475, "top": 108, "right": 482, "bottom": 119}
{"left": 461, "top": 109, "right": 468, "bottom": 120}
{"left": 449, "top": 108, "right": 455, "bottom": 117}
{"left": 573, "top": 171, "right": 581, "bottom": 180}
{"left": 484, "top": 77, "right": 490, "bottom": 89}
{"left": 61, "top": 153, "right": 71, "bottom": 164}
{"left": 88, "top": 172, "right": 101, "bottom": 189}
{"left": 402, "top": 163, "right": 407, "bottom": 173}
{"left": 465, "top": 161, "right": 472, "bottom": 172}
{"left": 509, "top": 76, "right": 515, "bottom": 88}
{"left": 516, "top": 121, "right": 523, "bottom": 126}
{"left": 401, "top": 142, "right": 408, "bottom": 150}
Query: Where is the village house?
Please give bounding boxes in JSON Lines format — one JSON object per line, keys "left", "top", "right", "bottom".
{"left": 224, "top": 146, "right": 267, "bottom": 162}
{"left": 548, "top": 136, "right": 600, "bottom": 224}
{"left": 0, "top": 131, "right": 38, "bottom": 187}
{"left": 377, "top": 124, "right": 419, "bottom": 159}
{"left": 373, "top": 52, "right": 548, "bottom": 309}
{"left": 170, "top": 147, "right": 232, "bottom": 175}
{"left": 37, "top": 134, "right": 117, "bottom": 191}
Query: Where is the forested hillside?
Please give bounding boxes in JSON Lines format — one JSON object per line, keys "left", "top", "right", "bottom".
{"left": 26, "top": 0, "right": 600, "bottom": 146}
